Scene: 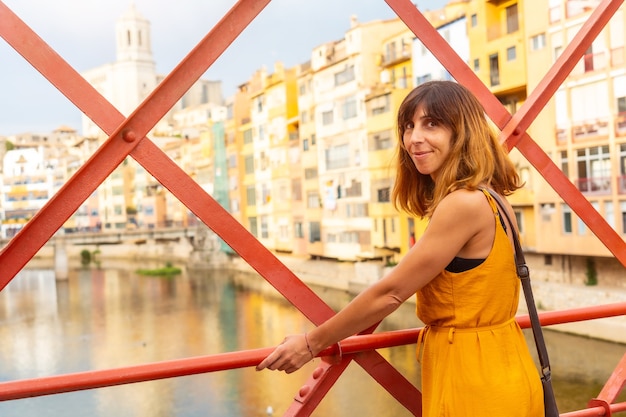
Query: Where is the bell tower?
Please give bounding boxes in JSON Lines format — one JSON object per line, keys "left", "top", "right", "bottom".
{"left": 115, "top": 2, "right": 153, "bottom": 63}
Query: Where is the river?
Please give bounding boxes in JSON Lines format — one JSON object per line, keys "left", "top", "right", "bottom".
{"left": 0, "top": 262, "right": 624, "bottom": 416}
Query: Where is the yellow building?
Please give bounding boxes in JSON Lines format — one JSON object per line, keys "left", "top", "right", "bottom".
{"left": 366, "top": 26, "right": 416, "bottom": 262}
{"left": 225, "top": 82, "right": 252, "bottom": 227}
{"left": 296, "top": 61, "right": 324, "bottom": 257}
{"left": 467, "top": 0, "right": 537, "bottom": 253}
{"left": 309, "top": 17, "right": 408, "bottom": 261}
{"left": 521, "top": 1, "right": 626, "bottom": 284}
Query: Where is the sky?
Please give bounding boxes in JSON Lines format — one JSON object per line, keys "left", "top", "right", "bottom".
{"left": 0, "top": 0, "right": 448, "bottom": 136}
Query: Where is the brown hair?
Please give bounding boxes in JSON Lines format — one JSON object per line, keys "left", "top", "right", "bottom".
{"left": 392, "top": 81, "right": 522, "bottom": 217}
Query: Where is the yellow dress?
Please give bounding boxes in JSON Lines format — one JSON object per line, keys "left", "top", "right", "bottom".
{"left": 416, "top": 190, "right": 544, "bottom": 416}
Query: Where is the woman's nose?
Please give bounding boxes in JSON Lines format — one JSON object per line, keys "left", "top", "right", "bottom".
{"left": 408, "top": 127, "right": 424, "bottom": 144}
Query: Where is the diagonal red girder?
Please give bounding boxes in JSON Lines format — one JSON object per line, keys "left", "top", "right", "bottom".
{"left": 0, "top": 1, "right": 422, "bottom": 414}
{"left": 386, "top": 0, "right": 626, "bottom": 265}
{"left": 0, "top": 0, "right": 272, "bottom": 287}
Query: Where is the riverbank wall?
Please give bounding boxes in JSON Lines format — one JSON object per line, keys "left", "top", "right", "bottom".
{"left": 31, "top": 239, "right": 626, "bottom": 345}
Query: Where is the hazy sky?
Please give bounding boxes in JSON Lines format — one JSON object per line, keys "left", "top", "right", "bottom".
{"left": 0, "top": 0, "right": 447, "bottom": 135}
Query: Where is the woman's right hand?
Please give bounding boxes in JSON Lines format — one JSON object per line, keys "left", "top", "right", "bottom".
{"left": 256, "top": 333, "right": 315, "bottom": 374}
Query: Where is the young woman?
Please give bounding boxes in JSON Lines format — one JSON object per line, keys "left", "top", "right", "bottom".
{"left": 256, "top": 81, "right": 544, "bottom": 416}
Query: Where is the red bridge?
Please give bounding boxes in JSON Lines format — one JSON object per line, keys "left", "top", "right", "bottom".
{"left": 1, "top": 0, "right": 625, "bottom": 415}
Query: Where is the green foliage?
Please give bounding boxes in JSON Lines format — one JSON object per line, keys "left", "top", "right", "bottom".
{"left": 136, "top": 263, "right": 181, "bottom": 277}
{"left": 584, "top": 257, "right": 598, "bottom": 286}
{"left": 80, "top": 249, "right": 91, "bottom": 266}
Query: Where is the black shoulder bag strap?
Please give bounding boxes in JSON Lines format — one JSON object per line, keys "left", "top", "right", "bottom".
{"left": 486, "top": 189, "right": 560, "bottom": 417}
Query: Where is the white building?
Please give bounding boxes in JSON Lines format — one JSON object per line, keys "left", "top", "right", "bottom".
{"left": 79, "top": 3, "right": 223, "bottom": 231}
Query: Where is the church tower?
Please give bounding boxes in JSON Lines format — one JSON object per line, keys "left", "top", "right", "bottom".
{"left": 115, "top": 2, "right": 153, "bottom": 63}
{"left": 110, "top": 2, "right": 158, "bottom": 119}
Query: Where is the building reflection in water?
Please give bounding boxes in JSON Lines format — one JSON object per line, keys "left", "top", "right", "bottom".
{"left": 0, "top": 264, "right": 624, "bottom": 416}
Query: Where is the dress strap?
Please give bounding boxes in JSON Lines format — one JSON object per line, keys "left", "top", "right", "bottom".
{"left": 480, "top": 188, "right": 508, "bottom": 233}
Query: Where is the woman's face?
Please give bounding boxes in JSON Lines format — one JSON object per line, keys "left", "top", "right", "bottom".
{"left": 402, "top": 105, "right": 453, "bottom": 181}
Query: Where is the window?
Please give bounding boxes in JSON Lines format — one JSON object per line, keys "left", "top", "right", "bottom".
{"left": 244, "top": 155, "right": 254, "bottom": 174}
{"left": 605, "top": 201, "right": 615, "bottom": 230}
{"left": 307, "top": 191, "right": 319, "bottom": 208}
{"left": 562, "top": 204, "right": 572, "bottom": 234}
{"left": 530, "top": 33, "right": 546, "bottom": 51}
{"left": 370, "top": 130, "right": 393, "bottom": 150}
{"left": 619, "top": 144, "right": 626, "bottom": 193}
{"left": 302, "top": 138, "right": 309, "bottom": 151}
{"left": 322, "top": 110, "right": 334, "bottom": 125}
{"left": 309, "top": 221, "right": 321, "bottom": 242}
{"left": 345, "top": 179, "right": 362, "bottom": 197}
{"left": 620, "top": 201, "right": 626, "bottom": 234}
{"left": 377, "top": 187, "right": 390, "bottom": 202}
{"left": 294, "top": 221, "right": 304, "bottom": 238}
{"left": 304, "top": 168, "right": 317, "bottom": 179}
{"left": 471, "top": 13, "right": 478, "bottom": 27}
{"left": 342, "top": 96, "right": 358, "bottom": 120}
{"left": 260, "top": 216, "right": 269, "bottom": 238}
{"left": 255, "top": 96, "right": 264, "bottom": 113}
{"left": 416, "top": 74, "right": 432, "bottom": 85}
{"left": 506, "top": 4, "right": 519, "bottom": 33}
{"left": 369, "top": 94, "right": 390, "bottom": 116}
{"left": 489, "top": 54, "right": 500, "bottom": 86}
{"left": 576, "top": 146, "right": 611, "bottom": 193}
{"left": 507, "top": 46, "right": 517, "bottom": 61}
{"left": 560, "top": 150, "right": 568, "bottom": 176}
{"left": 325, "top": 144, "right": 350, "bottom": 170}
{"left": 335, "top": 65, "right": 355, "bottom": 86}
{"left": 249, "top": 217, "right": 258, "bottom": 237}
{"left": 246, "top": 185, "right": 256, "bottom": 206}
{"left": 292, "top": 179, "right": 302, "bottom": 201}
{"left": 473, "top": 58, "right": 480, "bottom": 72}
{"left": 243, "top": 128, "right": 253, "bottom": 144}
{"left": 618, "top": 97, "right": 626, "bottom": 113}
{"left": 544, "top": 254, "right": 553, "bottom": 265}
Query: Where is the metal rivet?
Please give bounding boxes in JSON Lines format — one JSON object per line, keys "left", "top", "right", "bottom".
{"left": 298, "top": 385, "right": 310, "bottom": 398}
{"left": 122, "top": 129, "right": 137, "bottom": 142}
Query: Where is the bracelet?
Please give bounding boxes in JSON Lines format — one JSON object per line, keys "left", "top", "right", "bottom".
{"left": 334, "top": 341, "right": 343, "bottom": 360}
{"left": 304, "top": 333, "right": 314, "bottom": 359}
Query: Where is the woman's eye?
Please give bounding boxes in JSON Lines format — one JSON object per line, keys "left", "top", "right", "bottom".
{"left": 405, "top": 122, "right": 414, "bottom": 129}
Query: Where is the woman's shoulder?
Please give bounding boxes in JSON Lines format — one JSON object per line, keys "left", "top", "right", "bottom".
{"left": 438, "top": 188, "right": 489, "bottom": 212}
{"left": 430, "top": 188, "right": 493, "bottom": 231}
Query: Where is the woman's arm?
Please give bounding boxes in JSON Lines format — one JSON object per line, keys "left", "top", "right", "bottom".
{"left": 255, "top": 189, "right": 493, "bottom": 373}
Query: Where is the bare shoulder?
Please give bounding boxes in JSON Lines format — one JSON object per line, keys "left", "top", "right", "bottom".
{"left": 435, "top": 188, "right": 491, "bottom": 218}
{"left": 421, "top": 188, "right": 494, "bottom": 260}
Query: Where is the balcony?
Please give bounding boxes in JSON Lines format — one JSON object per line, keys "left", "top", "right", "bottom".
{"left": 575, "top": 176, "right": 612, "bottom": 195}
{"left": 572, "top": 119, "right": 609, "bottom": 140}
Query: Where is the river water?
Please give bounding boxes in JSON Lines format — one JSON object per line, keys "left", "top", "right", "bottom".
{"left": 0, "top": 263, "right": 624, "bottom": 416}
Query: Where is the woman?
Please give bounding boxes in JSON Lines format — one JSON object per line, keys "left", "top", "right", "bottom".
{"left": 256, "top": 81, "right": 544, "bottom": 416}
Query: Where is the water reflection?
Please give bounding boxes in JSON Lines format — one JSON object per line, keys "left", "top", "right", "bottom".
{"left": 0, "top": 264, "right": 624, "bottom": 416}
